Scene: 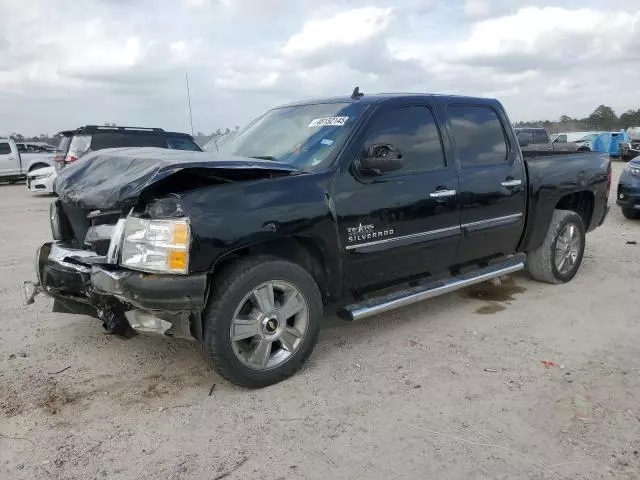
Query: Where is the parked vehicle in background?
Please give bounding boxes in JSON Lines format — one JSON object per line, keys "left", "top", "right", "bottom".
{"left": 550, "top": 132, "right": 594, "bottom": 152}
{"left": 27, "top": 166, "right": 57, "bottom": 194}
{"left": 0, "top": 138, "right": 57, "bottom": 183}
{"left": 617, "top": 159, "right": 640, "bottom": 219}
{"left": 620, "top": 127, "right": 640, "bottom": 162}
{"left": 515, "top": 128, "right": 578, "bottom": 152}
{"left": 24, "top": 91, "right": 611, "bottom": 388}
{"left": 55, "top": 125, "right": 203, "bottom": 171}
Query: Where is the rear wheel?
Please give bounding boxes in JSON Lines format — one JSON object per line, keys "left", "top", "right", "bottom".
{"left": 526, "top": 210, "right": 586, "bottom": 284}
{"left": 203, "top": 256, "right": 322, "bottom": 388}
{"left": 622, "top": 208, "right": 640, "bottom": 220}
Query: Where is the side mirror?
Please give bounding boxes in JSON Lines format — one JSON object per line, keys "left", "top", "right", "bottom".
{"left": 357, "top": 144, "right": 404, "bottom": 174}
{"left": 518, "top": 137, "right": 530, "bottom": 147}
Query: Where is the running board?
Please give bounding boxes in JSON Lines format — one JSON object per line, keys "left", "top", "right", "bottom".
{"left": 338, "top": 258, "right": 525, "bottom": 321}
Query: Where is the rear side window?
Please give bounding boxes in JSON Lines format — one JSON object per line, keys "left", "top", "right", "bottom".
{"left": 166, "top": 137, "right": 202, "bottom": 151}
{"left": 531, "top": 130, "right": 549, "bottom": 143}
{"left": 0, "top": 143, "right": 11, "bottom": 155}
{"left": 90, "top": 132, "right": 166, "bottom": 150}
{"left": 365, "top": 106, "right": 446, "bottom": 174}
{"left": 448, "top": 105, "right": 508, "bottom": 167}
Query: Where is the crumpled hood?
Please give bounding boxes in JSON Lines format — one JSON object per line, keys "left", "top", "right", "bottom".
{"left": 54, "top": 147, "right": 301, "bottom": 210}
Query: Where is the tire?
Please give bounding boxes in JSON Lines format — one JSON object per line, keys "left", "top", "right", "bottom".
{"left": 526, "top": 210, "right": 586, "bottom": 284}
{"left": 622, "top": 208, "right": 640, "bottom": 220}
{"left": 203, "top": 256, "right": 322, "bottom": 388}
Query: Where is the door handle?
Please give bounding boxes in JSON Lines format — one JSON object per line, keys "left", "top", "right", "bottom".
{"left": 429, "top": 189, "right": 457, "bottom": 199}
{"left": 501, "top": 179, "right": 522, "bottom": 187}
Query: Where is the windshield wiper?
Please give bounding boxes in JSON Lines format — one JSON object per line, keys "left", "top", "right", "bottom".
{"left": 249, "top": 155, "right": 278, "bottom": 161}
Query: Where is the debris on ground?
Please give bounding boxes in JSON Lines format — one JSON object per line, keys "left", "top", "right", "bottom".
{"left": 541, "top": 360, "right": 558, "bottom": 367}
{"left": 484, "top": 368, "right": 498, "bottom": 373}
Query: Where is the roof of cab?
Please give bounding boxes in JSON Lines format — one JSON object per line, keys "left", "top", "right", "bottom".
{"left": 276, "top": 92, "right": 499, "bottom": 109}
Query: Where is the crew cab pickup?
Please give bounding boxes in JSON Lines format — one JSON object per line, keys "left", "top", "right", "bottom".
{"left": 23, "top": 91, "right": 611, "bottom": 388}
{"left": 0, "top": 138, "right": 56, "bottom": 182}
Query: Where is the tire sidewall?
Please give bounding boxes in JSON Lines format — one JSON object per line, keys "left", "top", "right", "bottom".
{"left": 205, "top": 260, "right": 322, "bottom": 387}
{"left": 549, "top": 213, "right": 586, "bottom": 283}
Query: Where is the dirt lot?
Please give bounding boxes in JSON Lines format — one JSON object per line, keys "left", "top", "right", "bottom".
{"left": 1, "top": 161, "right": 639, "bottom": 480}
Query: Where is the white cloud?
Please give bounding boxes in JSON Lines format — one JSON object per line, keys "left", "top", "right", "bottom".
{"left": 282, "top": 7, "right": 393, "bottom": 58}
{"left": 1, "top": 1, "right": 640, "bottom": 135}
{"left": 456, "top": 7, "right": 640, "bottom": 62}
{"left": 464, "top": 0, "right": 489, "bottom": 18}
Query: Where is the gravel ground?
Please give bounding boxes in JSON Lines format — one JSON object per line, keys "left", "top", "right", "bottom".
{"left": 1, "top": 161, "right": 639, "bottom": 480}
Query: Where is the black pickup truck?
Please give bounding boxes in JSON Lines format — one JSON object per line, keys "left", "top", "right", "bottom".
{"left": 23, "top": 91, "right": 611, "bottom": 388}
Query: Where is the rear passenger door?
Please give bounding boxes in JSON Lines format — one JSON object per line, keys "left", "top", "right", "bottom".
{"left": 445, "top": 104, "right": 526, "bottom": 263}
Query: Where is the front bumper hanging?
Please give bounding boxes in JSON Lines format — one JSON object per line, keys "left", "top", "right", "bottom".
{"left": 22, "top": 242, "right": 208, "bottom": 340}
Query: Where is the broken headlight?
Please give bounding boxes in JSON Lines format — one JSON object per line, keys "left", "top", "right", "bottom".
{"left": 119, "top": 216, "right": 190, "bottom": 274}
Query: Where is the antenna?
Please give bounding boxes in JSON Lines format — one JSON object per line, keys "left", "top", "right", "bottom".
{"left": 185, "top": 73, "right": 195, "bottom": 136}
{"left": 351, "top": 86, "right": 364, "bottom": 99}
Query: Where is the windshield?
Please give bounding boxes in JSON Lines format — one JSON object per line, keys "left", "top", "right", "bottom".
{"left": 218, "top": 102, "right": 368, "bottom": 170}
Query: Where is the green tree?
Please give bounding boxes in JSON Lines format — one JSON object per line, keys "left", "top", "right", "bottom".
{"left": 620, "top": 109, "right": 640, "bottom": 128}
{"left": 587, "top": 105, "right": 618, "bottom": 130}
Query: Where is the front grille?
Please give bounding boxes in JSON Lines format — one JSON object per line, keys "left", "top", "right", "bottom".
{"left": 57, "top": 203, "right": 120, "bottom": 254}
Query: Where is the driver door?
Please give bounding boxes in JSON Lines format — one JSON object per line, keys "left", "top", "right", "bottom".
{"left": 334, "top": 102, "right": 461, "bottom": 292}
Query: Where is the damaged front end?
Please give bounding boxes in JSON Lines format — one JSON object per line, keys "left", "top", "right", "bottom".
{"left": 21, "top": 195, "right": 210, "bottom": 339}
{"left": 22, "top": 148, "right": 302, "bottom": 339}
{"left": 24, "top": 239, "right": 208, "bottom": 339}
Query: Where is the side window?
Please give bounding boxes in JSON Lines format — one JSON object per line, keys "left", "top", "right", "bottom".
{"left": 556, "top": 135, "right": 567, "bottom": 143}
{"left": 166, "top": 137, "right": 202, "bottom": 151}
{"left": 91, "top": 133, "right": 166, "bottom": 150}
{"left": 533, "top": 130, "right": 550, "bottom": 144}
{"left": 448, "top": 105, "right": 508, "bottom": 167}
{"left": 0, "top": 143, "right": 11, "bottom": 155}
{"left": 364, "top": 106, "right": 446, "bottom": 174}
{"left": 16, "top": 144, "right": 27, "bottom": 153}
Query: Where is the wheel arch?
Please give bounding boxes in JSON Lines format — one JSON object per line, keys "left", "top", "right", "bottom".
{"left": 27, "top": 162, "right": 51, "bottom": 172}
{"left": 210, "top": 236, "right": 335, "bottom": 304}
{"left": 555, "top": 190, "right": 594, "bottom": 230}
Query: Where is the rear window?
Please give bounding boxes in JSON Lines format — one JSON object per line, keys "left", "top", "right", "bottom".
{"left": 448, "top": 105, "right": 508, "bottom": 167}
{"left": 166, "top": 136, "right": 202, "bottom": 151}
{"left": 90, "top": 132, "right": 166, "bottom": 150}
{"left": 0, "top": 143, "right": 11, "bottom": 155}
{"left": 57, "top": 136, "right": 72, "bottom": 154}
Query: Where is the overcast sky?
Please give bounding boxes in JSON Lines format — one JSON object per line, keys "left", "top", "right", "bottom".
{"left": 1, "top": 0, "right": 639, "bottom": 136}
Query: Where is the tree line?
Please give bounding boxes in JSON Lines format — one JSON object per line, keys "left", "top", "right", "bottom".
{"left": 515, "top": 105, "right": 640, "bottom": 134}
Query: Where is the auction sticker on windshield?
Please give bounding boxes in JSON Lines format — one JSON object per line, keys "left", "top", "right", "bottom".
{"left": 308, "top": 116, "right": 349, "bottom": 127}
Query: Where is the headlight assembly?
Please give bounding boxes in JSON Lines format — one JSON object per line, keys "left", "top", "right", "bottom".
{"left": 625, "top": 164, "right": 640, "bottom": 177}
{"left": 120, "top": 216, "right": 190, "bottom": 274}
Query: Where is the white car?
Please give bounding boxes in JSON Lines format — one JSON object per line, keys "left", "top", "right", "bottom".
{"left": 26, "top": 166, "right": 56, "bottom": 194}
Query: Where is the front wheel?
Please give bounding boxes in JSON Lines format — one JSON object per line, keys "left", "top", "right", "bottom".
{"left": 203, "top": 256, "right": 322, "bottom": 388}
{"left": 526, "top": 210, "right": 586, "bottom": 284}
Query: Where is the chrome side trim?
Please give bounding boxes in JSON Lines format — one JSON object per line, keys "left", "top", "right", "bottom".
{"left": 346, "top": 225, "right": 460, "bottom": 251}
{"left": 49, "top": 243, "right": 97, "bottom": 273}
{"left": 462, "top": 213, "right": 523, "bottom": 229}
{"left": 340, "top": 260, "right": 525, "bottom": 321}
